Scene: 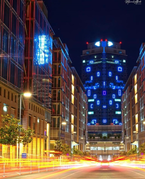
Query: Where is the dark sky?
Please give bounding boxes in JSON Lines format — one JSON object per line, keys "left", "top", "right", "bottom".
{"left": 44, "top": 0, "right": 145, "bottom": 77}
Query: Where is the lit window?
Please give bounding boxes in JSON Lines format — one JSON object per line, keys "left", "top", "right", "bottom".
{"left": 115, "top": 60, "right": 119, "bottom": 64}
{"left": 103, "top": 81, "right": 106, "bottom": 86}
{"left": 93, "top": 94, "right": 97, "bottom": 99}
{"left": 108, "top": 72, "right": 112, "bottom": 77}
{"left": 116, "top": 76, "right": 118, "bottom": 80}
{"left": 97, "top": 72, "right": 100, "bottom": 77}
{"left": 89, "top": 60, "right": 94, "bottom": 64}
{"left": 115, "top": 111, "right": 121, "bottom": 114}
{"left": 123, "top": 59, "right": 126, "bottom": 63}
{"left": 103, "top": 91, "right": 106, "bottom": 95}
{"left": 87, "top": 90, "right": 91, "bottom": 97}
{"left": 90, "top": 76, "right": 93, "bottom": 81}
{"left": 118, "top": 66, "right": 122, "bottom": 72}
{"left": 90, "top": 104, "right": 94, "bottom": 109}
{"left": 135, "top": 94, "right": 138, "bottom": 104}
{"left": 103, "top": 119, "right": 107, "bottom": 124}
{"left": 3, "top": 104, "right": 8, "bottom": 112}
{"left": 112, "top": 55, "right": 114, "bottom": 58}
{"left": 82, "top": 60, "right": 86, "bottom": 63}
{"left": 115, "top": 99, "right": 121, "bottom": 102}
{"left": 91, "top": 119, "right": 97, "bottom": 124}
{"left": 116, "top": 103, "right": 119, "bottom": 109}
{"left": 86, "top": 67, "right": 91, "bottom": 72}
{"left": 97, "top": 100, "right": 100, "bottom": 105}
{"left": 109, "top": 100, "right": 112, "bottom": 105}
{"left": 113, "top": 119, "right": 118, "bottom": 124}
{"left": 112, "top": 94, "right": 115, "bottom": 99}
{"left": 118, "top": 89, "right": 121, "bottom": 96}
{"left": 103, "top": 105, "right": 106, "bottom": 108}
{"left": 88, "top": 99, "right": 94, "bottom": 102}
{"left": 95, "top": 41, "right": 100, "bottom": 47}
{"left": 88, "top": 111, "right": 94, "bottom": 115}
{"left": 108, "top": 41, "right": 113, "bottom": 47}
{"left": 94, "top": 55, "right": 97, "bottom": 58}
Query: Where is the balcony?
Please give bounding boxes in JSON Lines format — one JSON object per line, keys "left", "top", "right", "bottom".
{"left": 88, "top": 137, "right": 121, "bottom": 142}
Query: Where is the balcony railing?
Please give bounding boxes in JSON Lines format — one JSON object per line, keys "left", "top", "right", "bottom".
{"left": 88, "top": 138, "right": 121, "bottom": 142}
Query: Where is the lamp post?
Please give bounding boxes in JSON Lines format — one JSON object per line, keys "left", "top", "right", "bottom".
{"left": 18, "top": 92, "right": 32, "bottom": 159}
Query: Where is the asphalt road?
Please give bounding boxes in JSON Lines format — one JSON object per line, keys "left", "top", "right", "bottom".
{"left": 4, "top": 164, "right": 145, "bottom": 179}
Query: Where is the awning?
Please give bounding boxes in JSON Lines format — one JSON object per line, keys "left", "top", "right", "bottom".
{"left": 131, "top": 141, "right": 138, "bottom": 145}
{"left": 72, "top": 141, "right": 79, "bottom": 146}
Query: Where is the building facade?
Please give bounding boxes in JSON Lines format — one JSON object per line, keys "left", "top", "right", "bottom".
{"left": 0, "top": 0, "right": 25, "bottom": 158}
{"left": 50, "top": 37, "right": 87, "bottom": 151}
{"left": 81, "top": 40, "right": 127, "bottom": 159}
{"left": 23, "top": 0, "right": 54, "bottom": 158}
{"left": 122, "top": 43, "right": 145, "bottom": 151}
{"left": 0, "top": 0, "right": 54, "bottom": 159}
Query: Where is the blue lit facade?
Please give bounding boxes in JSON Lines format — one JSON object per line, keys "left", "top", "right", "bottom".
{"left": 82, "top": 40, "right": 127, "bottom": 126}
{"left": 24, "top": 0, "right": 54, "bottom": 110}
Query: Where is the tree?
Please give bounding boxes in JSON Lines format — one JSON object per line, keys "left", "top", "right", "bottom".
{"left": 139, "top": 143, "right": 145, "bottom": 155}
{"left": 0, "top": 115, "right": 34, "bottom": 147}
{"left": 54, "top": 140, "right": 63, "bottom": 152}
{"left": 62, "top": 143, "right": 71, "bottom": 155}
{"left": 21, "top": 127, "right": 34, "bottom": 148}
{"left": 120, "top": 151, "right": 127, "bottom": 156}
{"left": 127, "top": 148, "right": 137, "bottom": 156}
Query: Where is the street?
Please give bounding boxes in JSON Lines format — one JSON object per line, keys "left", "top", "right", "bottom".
{"left": 5, "top": 164, "right": 145, "bottom": 179}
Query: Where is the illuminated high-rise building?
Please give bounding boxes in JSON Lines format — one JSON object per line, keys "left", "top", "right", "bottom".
{"left": 82, "top": 40, "right": 127, "bottom": 159}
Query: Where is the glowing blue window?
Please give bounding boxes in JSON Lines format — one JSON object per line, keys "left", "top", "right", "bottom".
{"left": 103, "top": 81, "right": 106, "bottom": 86}
{"left": 103, "top": 91, "right": 106, "bottom": 95}
{"left": 82, "top": 60, "right": 86, "bottom": 63}
{"left": 86, "top": 67, "right": 91, "bottom": 72}
{"left": 93, "top": 86, "right": 97, "bottom": 90}
{"left": 119, "top": 123, "right": 122, "bottom": 125}
{"left": 112, "top": 94, "right": 115, "bottom": 99}
{"left": 87, "top": 123, "right": 90, "bottom": 126}
{"left": 115, "top": 60, "right": 119, "bottom": 64}
{"left": 97, "top": 100, "right": 100, "bottom": 105}
{"left": 108, "top": 72, "right": 112, "bottom": 77}
{"left": 113, "top": 119, "right": 118, "bottom": 124}
{"left": 91, "top": 119, "right": 97, "bottom": 125}
{"left": 112, "top": 86, "right": 115, "bottom": 90}
{"left": 103, "top": 105, "right": 106, "bottom": 108}
{"left": 118, "top": 89, "right": 121, "bottom": 96}
{"left": 103, "top": 119, "right": 107, "bottom": 124}
{"left": 109, "top": 100, "right": 112, "bottom": 105}
{"left": 87, "top": 90, "right": 91, "bottom": 97}
{"left": 116, "top": 76, "right": 118, "bottom": 80}
{"left": 93, "top": 94, "right": 97, "bottom": 99}
{"left": 90, "top": 76, "right": 93, "bottom": 81}
{"left": 118, "top": 66, "right": 122, "bottom": 72}
{"left": 97, "top": 72, "right": 100, "bottom": 77}
{"left": 90, "top": 104, "right": 94, "bottom": 109}
{"left": 116, "top": 103, "right": 119, "bottom": 109}
{"left": 89, "top": 60, "right": 94, "bottom": 64}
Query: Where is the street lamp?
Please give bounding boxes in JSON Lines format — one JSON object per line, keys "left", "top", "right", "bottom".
{"left": 18, "top": 92, "right": 32, "bottom": 159}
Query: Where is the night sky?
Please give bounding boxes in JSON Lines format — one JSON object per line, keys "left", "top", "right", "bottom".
{"left": 45, "top": 0, "right": 145, "bottom": 78}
